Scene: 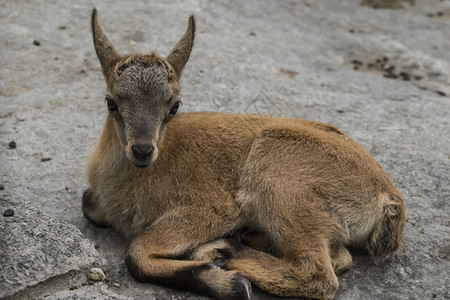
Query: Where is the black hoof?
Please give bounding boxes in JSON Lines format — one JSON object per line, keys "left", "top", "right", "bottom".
{"left": 232, "top": 275, "right": 252, "bottom": 300}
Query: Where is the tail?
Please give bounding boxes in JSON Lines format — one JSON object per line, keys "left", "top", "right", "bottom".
{"left": 367, "top": 193, "right": 406, "bottom": 265}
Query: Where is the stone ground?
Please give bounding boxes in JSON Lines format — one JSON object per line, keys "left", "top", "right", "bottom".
{"left": 1, "top": 0, "right": 449, "bottom": 299}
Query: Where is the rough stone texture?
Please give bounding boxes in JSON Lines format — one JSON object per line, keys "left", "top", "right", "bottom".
{"left": 44, "top": 283, "right": 134, "bottom": 300}
{"left": 0, "top": 0, "right": 449, "bottom": 299}
{"left": 0, "top": 200, "right": 106, "bottom": 299}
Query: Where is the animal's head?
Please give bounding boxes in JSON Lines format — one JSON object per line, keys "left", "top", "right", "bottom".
{"left": 91, "top": 9, "right": 195, "bottom": 168}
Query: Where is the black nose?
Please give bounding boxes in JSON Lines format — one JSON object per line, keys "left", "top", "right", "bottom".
{"left": 132, "top": 144, "right": 154, "bottom": 162}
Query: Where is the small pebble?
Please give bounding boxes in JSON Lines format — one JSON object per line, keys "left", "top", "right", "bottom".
{"left": 113, "top": 282, "right": 120, "bottom": 287}
{"left": 58, "top": 25, "right": 67, "bottom": 30}
{"left": 88, "top": 267, "right": 107, "bottom": 282}
{"left": 33, "top": 39, "right": 41, "bottom": 46}
{"left": 0, "top": 183, "right": 4, "bottom": 190}
{"left": 4, "top": 209, "right": 14, "bottom": 217}
{"left": 349, "top": 29, "right": 355, "bottom": 33}
{"left": 8, "top": 141, "right": 17, "bottom": 149}
{"left": 436, "top": 91, "right": 447, "bottom": 97}
{"left": 436, "top": 12, "right": 443, "bottom": 17}
{"left": 41, "top": 153, "right": 52, "bottom": 162}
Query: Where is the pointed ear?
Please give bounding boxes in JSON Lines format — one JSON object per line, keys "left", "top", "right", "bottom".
{"left": 91, "top": 8, "right": 120, "bottom": 79}
{"left": 166, "top": 16, "right": 196, "bottom": 79}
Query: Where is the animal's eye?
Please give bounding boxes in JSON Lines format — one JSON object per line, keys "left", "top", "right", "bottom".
{"left": 169, "top": 100, "right": 181, "bottom": 116}
{"left": 105, "top": 97, "right": 118, "bottom": 112}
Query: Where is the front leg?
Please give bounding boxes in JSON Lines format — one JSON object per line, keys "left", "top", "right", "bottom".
{"left": 125, "top": 206, "right": 251, "bottom": 300}
{"left": 82, "top": 188, "right": 110, "bottom": 227}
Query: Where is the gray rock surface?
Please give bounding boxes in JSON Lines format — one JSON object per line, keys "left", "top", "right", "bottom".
{"left": 0, "top": 200, "right": 106, "bottom": 299}
{"left": 0, "top": 0, "right": 449, "bottom": 299}
{"left": 44, "top": 283, "right": 134, "bottom": 300}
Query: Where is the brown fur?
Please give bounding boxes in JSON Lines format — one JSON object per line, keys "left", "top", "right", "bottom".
{"left": 83, "top": 9, "right": 406, "bottom": 299}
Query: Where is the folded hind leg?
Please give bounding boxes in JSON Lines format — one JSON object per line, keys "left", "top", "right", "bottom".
{"left": 238, "top": 230, "right": 352, "bottom": 274}
{"left": 227, "top": 131, "right": 352, "bottom": 298}
{"left": 192, "top": 235, "right": 339, "bottom": 299}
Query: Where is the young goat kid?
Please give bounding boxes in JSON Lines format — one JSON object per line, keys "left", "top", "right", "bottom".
{"left": 83, "top": 9, "right": 405, "bottom": 300}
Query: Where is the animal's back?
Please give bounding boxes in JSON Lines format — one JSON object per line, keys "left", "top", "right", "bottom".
{"left": 173, "top": 112, "right": 405, "bottom": 261}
